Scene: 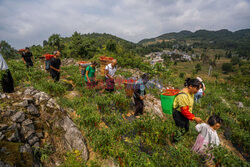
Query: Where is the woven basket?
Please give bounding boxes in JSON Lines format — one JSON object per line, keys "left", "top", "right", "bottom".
{"left": 99, "top": 56, "right": 115, "bottom": 76}
{"left": 123, "top": 80, "right": 137, "bottom": 97}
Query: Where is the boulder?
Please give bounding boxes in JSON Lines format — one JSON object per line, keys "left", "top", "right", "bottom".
{"left": 144, "top": 94, "right": 164, "bottom": 118}
{"left": 60, "top": 116, "right": 89, "bottom": 161}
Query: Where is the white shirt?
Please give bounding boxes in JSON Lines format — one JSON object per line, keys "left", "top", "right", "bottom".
{"left": 192, "top": 123, "right": 220, "bottom": 153}
{"left": 105, "top": 63, "right": 117, "bottom": 78}
{"left": 196, "top": 123, "right": 220, "bottom": 146}
{"left": 198, "top": 82, "right": 205, "bottom": 93}
{"left": 0, "top": 53, "right": 9, "bottom": 70}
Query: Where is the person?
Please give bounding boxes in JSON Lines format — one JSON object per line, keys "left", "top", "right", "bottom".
{"left": 194, "top": 77, "right": 206, "bottom": 103}
{"left": 192, "top": 115, "right": 222, "bottom": 154}
{"left": 50, "top": 51, "right": 61, "bottom": 82}
{"left": 173, "top": 78, "right": 203, "bottom": 132}
{"left": 0, "top": 45, "right": 14, "bottom": 93}
{"left": 44, "top": 53, "right": 54, "bottom": 71}
{"left": 84, "top": 61, "right": 97, "bottom": 88}
{"left": 22, "top": 47, "right": 34, "bottom": 68}
{"left": 133, "top": 73, "right": 150, "bottom": 117}
{"left": 105, "top": 59, "right": 117, "bottom": 92}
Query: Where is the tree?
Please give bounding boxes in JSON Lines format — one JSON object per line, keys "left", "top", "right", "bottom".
{"left": 106, "top": 40, "right": 117, "bottom": 52}
{"left": 226, "top": 50, "right": 232, "bottom": 58}
{"left": 48, "top": 34, "right": 64, "bottom": 51}
{"left": 231, "top": 56, "right": 240, "bottom": 65}
{"left": 0, "top": 40, "right": 18, "bottom": 59}
{"left": 69, "top": 31, "right": 97, "bottom": 59}
{"left": 30, "top": 45, "right": 43, "bottom": 59}
{"left": 43, "top": 40, "right": 48, "bottom": 47}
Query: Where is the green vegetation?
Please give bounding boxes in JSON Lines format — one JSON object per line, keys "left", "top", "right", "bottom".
{"left": 1, "top": 29, "right": 249, "bottom": 166}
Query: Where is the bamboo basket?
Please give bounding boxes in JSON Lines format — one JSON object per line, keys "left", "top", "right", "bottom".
{"left": 99, "top": 56, "right": 115, "bottom": 77}
{"left": 123, "top": 79, "right": 137, "bottom": 97}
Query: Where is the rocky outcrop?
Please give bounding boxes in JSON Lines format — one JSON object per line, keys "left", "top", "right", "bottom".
{"left": 0, "top": 87, "right": 88, "bottom": 166}
{"left": 61, "top": 58, "right": 77, "bottom": 66}
{"left": 144, "top": 94, "right": 164, "bottom": 118}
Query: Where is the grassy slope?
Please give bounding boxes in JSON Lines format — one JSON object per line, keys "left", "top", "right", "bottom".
{"left": 2, "top": 57, "right": 249, "bottom": 167}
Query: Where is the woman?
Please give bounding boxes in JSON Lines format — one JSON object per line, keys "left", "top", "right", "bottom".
{"left": 194, "top": 77, "right": 206, "bottom": 103}
{"left": 173, "top": 78, "right": 203, "bottom": 132}
{"left": 84, "top": 61, "right": 97, "bottom": 88}
{"left": 133, "top": 73, "right": 150, "bottom": 117}
{"left": 0, "top": 52, "right": 14, "bottom": 93}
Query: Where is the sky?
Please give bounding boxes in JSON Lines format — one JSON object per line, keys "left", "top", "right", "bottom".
{"left": 0, "top": 0, "right": 250, "bottom": 49}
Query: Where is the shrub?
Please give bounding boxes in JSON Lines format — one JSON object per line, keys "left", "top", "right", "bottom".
{"left": 222, "top": 63, "right": 233, "bottom": 73}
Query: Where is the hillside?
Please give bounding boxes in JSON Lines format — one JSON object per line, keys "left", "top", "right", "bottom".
{"left": 138, "top": 29, "right": 250, "bottom": 44}
{"left": 0, "top": 29, "right": 250, "bottom": 166}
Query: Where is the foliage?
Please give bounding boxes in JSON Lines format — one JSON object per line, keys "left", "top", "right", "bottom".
{"left": 61, "top": 149, "right": 87, "bottom": 167}
{"left": 231, "top": 56, "right": 240, "bottom": 65}
{"left": 195, "top": 63, "right": 201, "bottom": 73}
{"left": 0, "top": 40, "right": 19, "bottom": 59}
{"left": 222, "top": 63, "right": 233, "bottom": 73}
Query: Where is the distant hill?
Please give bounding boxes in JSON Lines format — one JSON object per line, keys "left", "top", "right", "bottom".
{"left": 138, "top": 29, "right": 250, "bottom": 45}
{"left": 63, "top": 32, "right": 136, "bottom": 50}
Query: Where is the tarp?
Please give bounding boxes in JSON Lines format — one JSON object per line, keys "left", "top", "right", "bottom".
{"left": 0, "top": 53, "right": 9, "bottom": 70}
{"left": 44, "top": 54, "right": 54, "bottom": 60}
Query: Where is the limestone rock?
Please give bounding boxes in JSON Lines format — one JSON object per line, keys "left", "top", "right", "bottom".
{"left": 27, "top": 104, "right": 39, "bottom": 116}
{"left": 0, "top": 132, "right": 5, "bottom": 140}
{"left": 22, "top": 119, "right": 33, "bottom": 127}
{"left": 33, "top": 92, "right": 49, "bottom": 103}
{"left": 10, "top": 111, "right": 25, "bottom": 123}
{"left": 47, "top": 98, "right": 60, "bottom": 109}
{"left": 144, "top": 94, "right": 164, "bottom": 118}
{"left": 0, "top": 161, "right": 12, "bottom": 167}
{"left": 12, "top": 100, "right": 28, "bottom": 107}
{"left": 3, "top": 110, "right": 16, "bottom": 117}
{"left": 60, "top": 116, "right": 89, "bottom": 161}
{"left": 20, "top": 144, "right": 32, "bottom": 153}
{"left": 236, "top": 102, "right": 244, "bottom": 108}
{"left": 28, "top": 136, "right": 39, "bottom": 146}
{"left": 0, "top": 124, "right": 9, "bottom": 131}
{"left": 0, "top": 93, "right": 7, "bottom": 99}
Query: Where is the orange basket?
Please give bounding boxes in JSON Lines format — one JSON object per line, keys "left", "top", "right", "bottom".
{"left": 78, "top": 61, "right": 90, "bottom": 64}
{"left": 162, "top": 89, "right": 180, "bottom": 96}
{"left": 18, "top": 49, "right": 25, "bottom": 52}
{"left": 124, "top": 79, "right": 137, "bottom": 84}
{"left": 100, "top": 56, "right": 114, "bottom": 61}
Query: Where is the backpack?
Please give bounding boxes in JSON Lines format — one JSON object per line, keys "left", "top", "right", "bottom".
{"left": 161, "top": 91, "right": 187, "bottom": 114}
{"left": 79, "top": 62, "right": 91, "bottom": 77}
{"left": 81, "top": 65, "right": 91, "bottom": 77}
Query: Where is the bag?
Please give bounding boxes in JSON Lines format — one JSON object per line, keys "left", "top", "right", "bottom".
{"left": 82, "top": 65, "right": 91, "bottom": 77}
{"left": 161, "top": 90, "right": 186, "bottom": 114}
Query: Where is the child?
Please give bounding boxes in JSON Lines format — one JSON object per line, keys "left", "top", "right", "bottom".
{"left": 192, "top": 115, "right": 222, "bottom": 154}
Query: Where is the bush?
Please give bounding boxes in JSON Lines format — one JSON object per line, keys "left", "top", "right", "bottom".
{"left": 222, "top": 63, "right": 233, "bottom": 73}
{"left": 231, "top": 56, "right": 240, "bottom": 65}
